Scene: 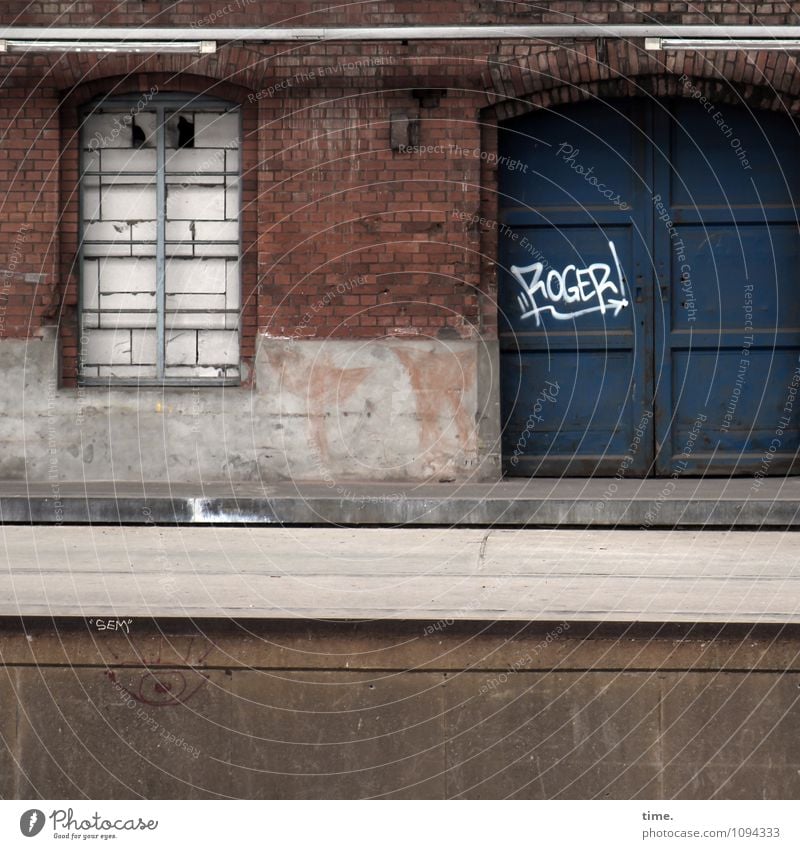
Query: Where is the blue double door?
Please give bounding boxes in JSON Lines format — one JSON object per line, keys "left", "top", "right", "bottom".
{"left": 498, "top": 97, "right": 800, "bottom": 477}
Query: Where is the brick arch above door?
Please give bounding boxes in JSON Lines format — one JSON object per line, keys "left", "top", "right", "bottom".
{"left": 480, "top": 44, "right": 800, "bottom": 120}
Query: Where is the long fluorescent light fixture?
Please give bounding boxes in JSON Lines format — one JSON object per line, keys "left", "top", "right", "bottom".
{"left": 0, "top": 39, "right": 216, "bottom": 54}
{"left": 646, "top": 37, "right": 800, "bottom": 51}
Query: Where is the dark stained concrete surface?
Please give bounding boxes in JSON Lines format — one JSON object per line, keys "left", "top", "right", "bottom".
{"left": 1, "top": 478, "right": 799, "bottom": 527}
{"left": 1, "top": 621, "right": 798, "bottom": 799}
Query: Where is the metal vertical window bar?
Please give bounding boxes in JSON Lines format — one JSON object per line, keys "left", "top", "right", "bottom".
{"left": 156, "top": 105, "right": 166, "bottom": 380}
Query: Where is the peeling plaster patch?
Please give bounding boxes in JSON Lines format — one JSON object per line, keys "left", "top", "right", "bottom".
{"left": 392, "top": 345, "right": 477, "bottom": 458}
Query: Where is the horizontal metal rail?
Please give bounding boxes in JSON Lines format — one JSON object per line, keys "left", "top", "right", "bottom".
{"left": 4, "top": 25, "right": 800, "bottom": 41}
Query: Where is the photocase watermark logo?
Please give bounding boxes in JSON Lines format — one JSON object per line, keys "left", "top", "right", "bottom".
{"left": 16, "top": 808, "right": 159, "bottom": 838}
{"left": 51, "top": 809, "right": 158, "bottom": 834}
{"left": 19, "top": 809, "right": 45, "bottom": 837}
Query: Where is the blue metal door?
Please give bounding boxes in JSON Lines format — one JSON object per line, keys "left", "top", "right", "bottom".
{"left": 499, "top": 97, "right": 800, "bottom": 477}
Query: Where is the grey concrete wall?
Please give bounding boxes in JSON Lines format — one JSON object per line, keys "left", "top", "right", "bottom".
{"left": 0, "top": 329, "right": 501, "bottom": 483}
{"left": 1, "top": 621, "right": 798, "bottom": 799}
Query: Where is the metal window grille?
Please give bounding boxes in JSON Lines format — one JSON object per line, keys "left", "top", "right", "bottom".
{"left": 78, "top": 94, "right": 241, "bottom": 385}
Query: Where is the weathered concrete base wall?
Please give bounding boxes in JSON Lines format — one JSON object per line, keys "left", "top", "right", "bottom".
{"left": 1, "top": 621, "right": 799, "bottom": 800}
{"left": 0, "top": 330, "right": 500, "bottom": 483}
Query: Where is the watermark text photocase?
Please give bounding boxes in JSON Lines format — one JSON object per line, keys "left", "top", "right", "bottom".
{"left": 85, "top": 86, "right": 159, "bottom": 151}
{"left": 509, "top": 380, "right": 560, "bottom": 466}
{"left": 555, "top": 143, "right": 630, "bottom": 210}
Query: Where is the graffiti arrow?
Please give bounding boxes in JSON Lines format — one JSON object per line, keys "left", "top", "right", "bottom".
{"left": 606, "top": 297, "right": 629, "bottom": 316}
{"left": 520, "top": 298, "right": 629, "bottom": 324}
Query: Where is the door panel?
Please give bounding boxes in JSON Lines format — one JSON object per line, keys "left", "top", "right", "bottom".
{"left": 498, "top": 100, "right": 654, "bottom": 476}
{"left": 653, "top": 100, "right": 800, "bottom": 475}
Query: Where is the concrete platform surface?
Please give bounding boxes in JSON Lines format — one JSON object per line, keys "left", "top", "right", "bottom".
{"left": 0, "top": 477, "right": 799, "bottom": 527}
{"left": 1, "top": 525, "right": 799, "bottom": 623}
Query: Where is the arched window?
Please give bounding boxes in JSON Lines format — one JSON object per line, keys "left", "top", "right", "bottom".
{"left": 79, "top": 92, "right": 241, "bottom": 384}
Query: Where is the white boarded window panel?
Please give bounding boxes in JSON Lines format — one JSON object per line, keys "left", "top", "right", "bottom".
{"left": 83, "top": 187, "right": 101, "bottom": 221}
{"left": 164, "top": 243, "right": 194, "bottom": 257}
{"left": 99, "top": 258, "right": 157, "bottom": 293}
{"left": 81, "top": 260, "right": 100, "bottom": 310}
{"left": 99, "top": 292, "right": 156, "bottom": 311}
{"left": 102, "top": 149, "right": 157, "bottom": 172}
{"left": 225, "top": 178, "right": 239, "bottom": 220}
{"left": 198, "top": 330, "right": 239, "bottom": 365}
{"left": 195, "top": 221, "right": 238, "bottom": 241}
{"left": 83, "top": 329, "right": 134, "bottom": 365}
{"left": 193, "top": 242, "right": 239, "bottom": 258}
{"left": 166, "top": 312, "right": 227, "bottom": 330}
{"left": 99, "top": 150, "right": 158, "bottom": 184}
{"left": 165, "top": 147, "right": 227, "bottom": 183}
{"left": 165, "top": 148, "right": 209, "bottom": 171}
{"left": 166, "top": 258, "right": 226, "bottom": 294}
{"left": 100, "top": 313, "right": 157, "bottom": 330}
{"left": 164, "top": 172, "right": 225, "bottom": 188}
{"left": 130, "top": 330, "right": 157, "bottom": 364}
{"left": 167, "top": 185, "right": 226, "bottom": 220}
{"left": 164, "top": 172, "right": 225, "bottom": 186}
{"left": 98, "top": 173, "right": 158, "bottom": 188}
{"left": 225, "top": 261, "right": 240, "bottom": 310}
{"left": 83, "top": 243, "right": 133, "bottom": 258}
{"left": 165, "top": 331, "right": 198, "bottom": 366}
{"left": 83, "top": 150, "right": 100, "bottom": 171}
{"left": 193, "top": 112, "right": 239, "bottom": 148}
{"left": 166, "top": 295, "right": 226, "bottom": 311}
{"left": 131, "top": 221, "right": 157, "bottom": 242}
{"left": 166, "top": 221, "right": 193, "bottom": 242}
{"left": 103, "top": 185, "right": 157, "bottom": 220}
{"left": 84, "top": 221, "right": 131, "bottom": 242}
{"left": 82, "top": 113, "right": 132, "bottom": 149}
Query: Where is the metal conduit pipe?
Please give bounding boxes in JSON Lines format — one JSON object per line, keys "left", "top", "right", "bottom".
{"left": 3, "top": 25, "right": 800, "bottom": 41}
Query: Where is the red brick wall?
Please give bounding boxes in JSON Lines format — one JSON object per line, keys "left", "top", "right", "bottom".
{"left": 0, "top": 91, "right": 60, "bottom": 339}
{"left": 257, "top": 87, "right": 482, "bottom": 342}
{"left": 3, "top": 2, "right": 800, "bottom": 26}
{"left": 1, "top": 2, "right": 800, "bottom": 377}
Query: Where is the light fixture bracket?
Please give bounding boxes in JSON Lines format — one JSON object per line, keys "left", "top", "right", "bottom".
{"left": 0, "top": 39, "right": 216, "bottom": 54}
{"left": 646, "top": 37, "right": 800, "bottom": 51}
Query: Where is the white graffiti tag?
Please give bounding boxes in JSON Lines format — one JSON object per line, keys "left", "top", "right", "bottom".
{"left": 513, "top": 241, "right": 628, "bottom": 326}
